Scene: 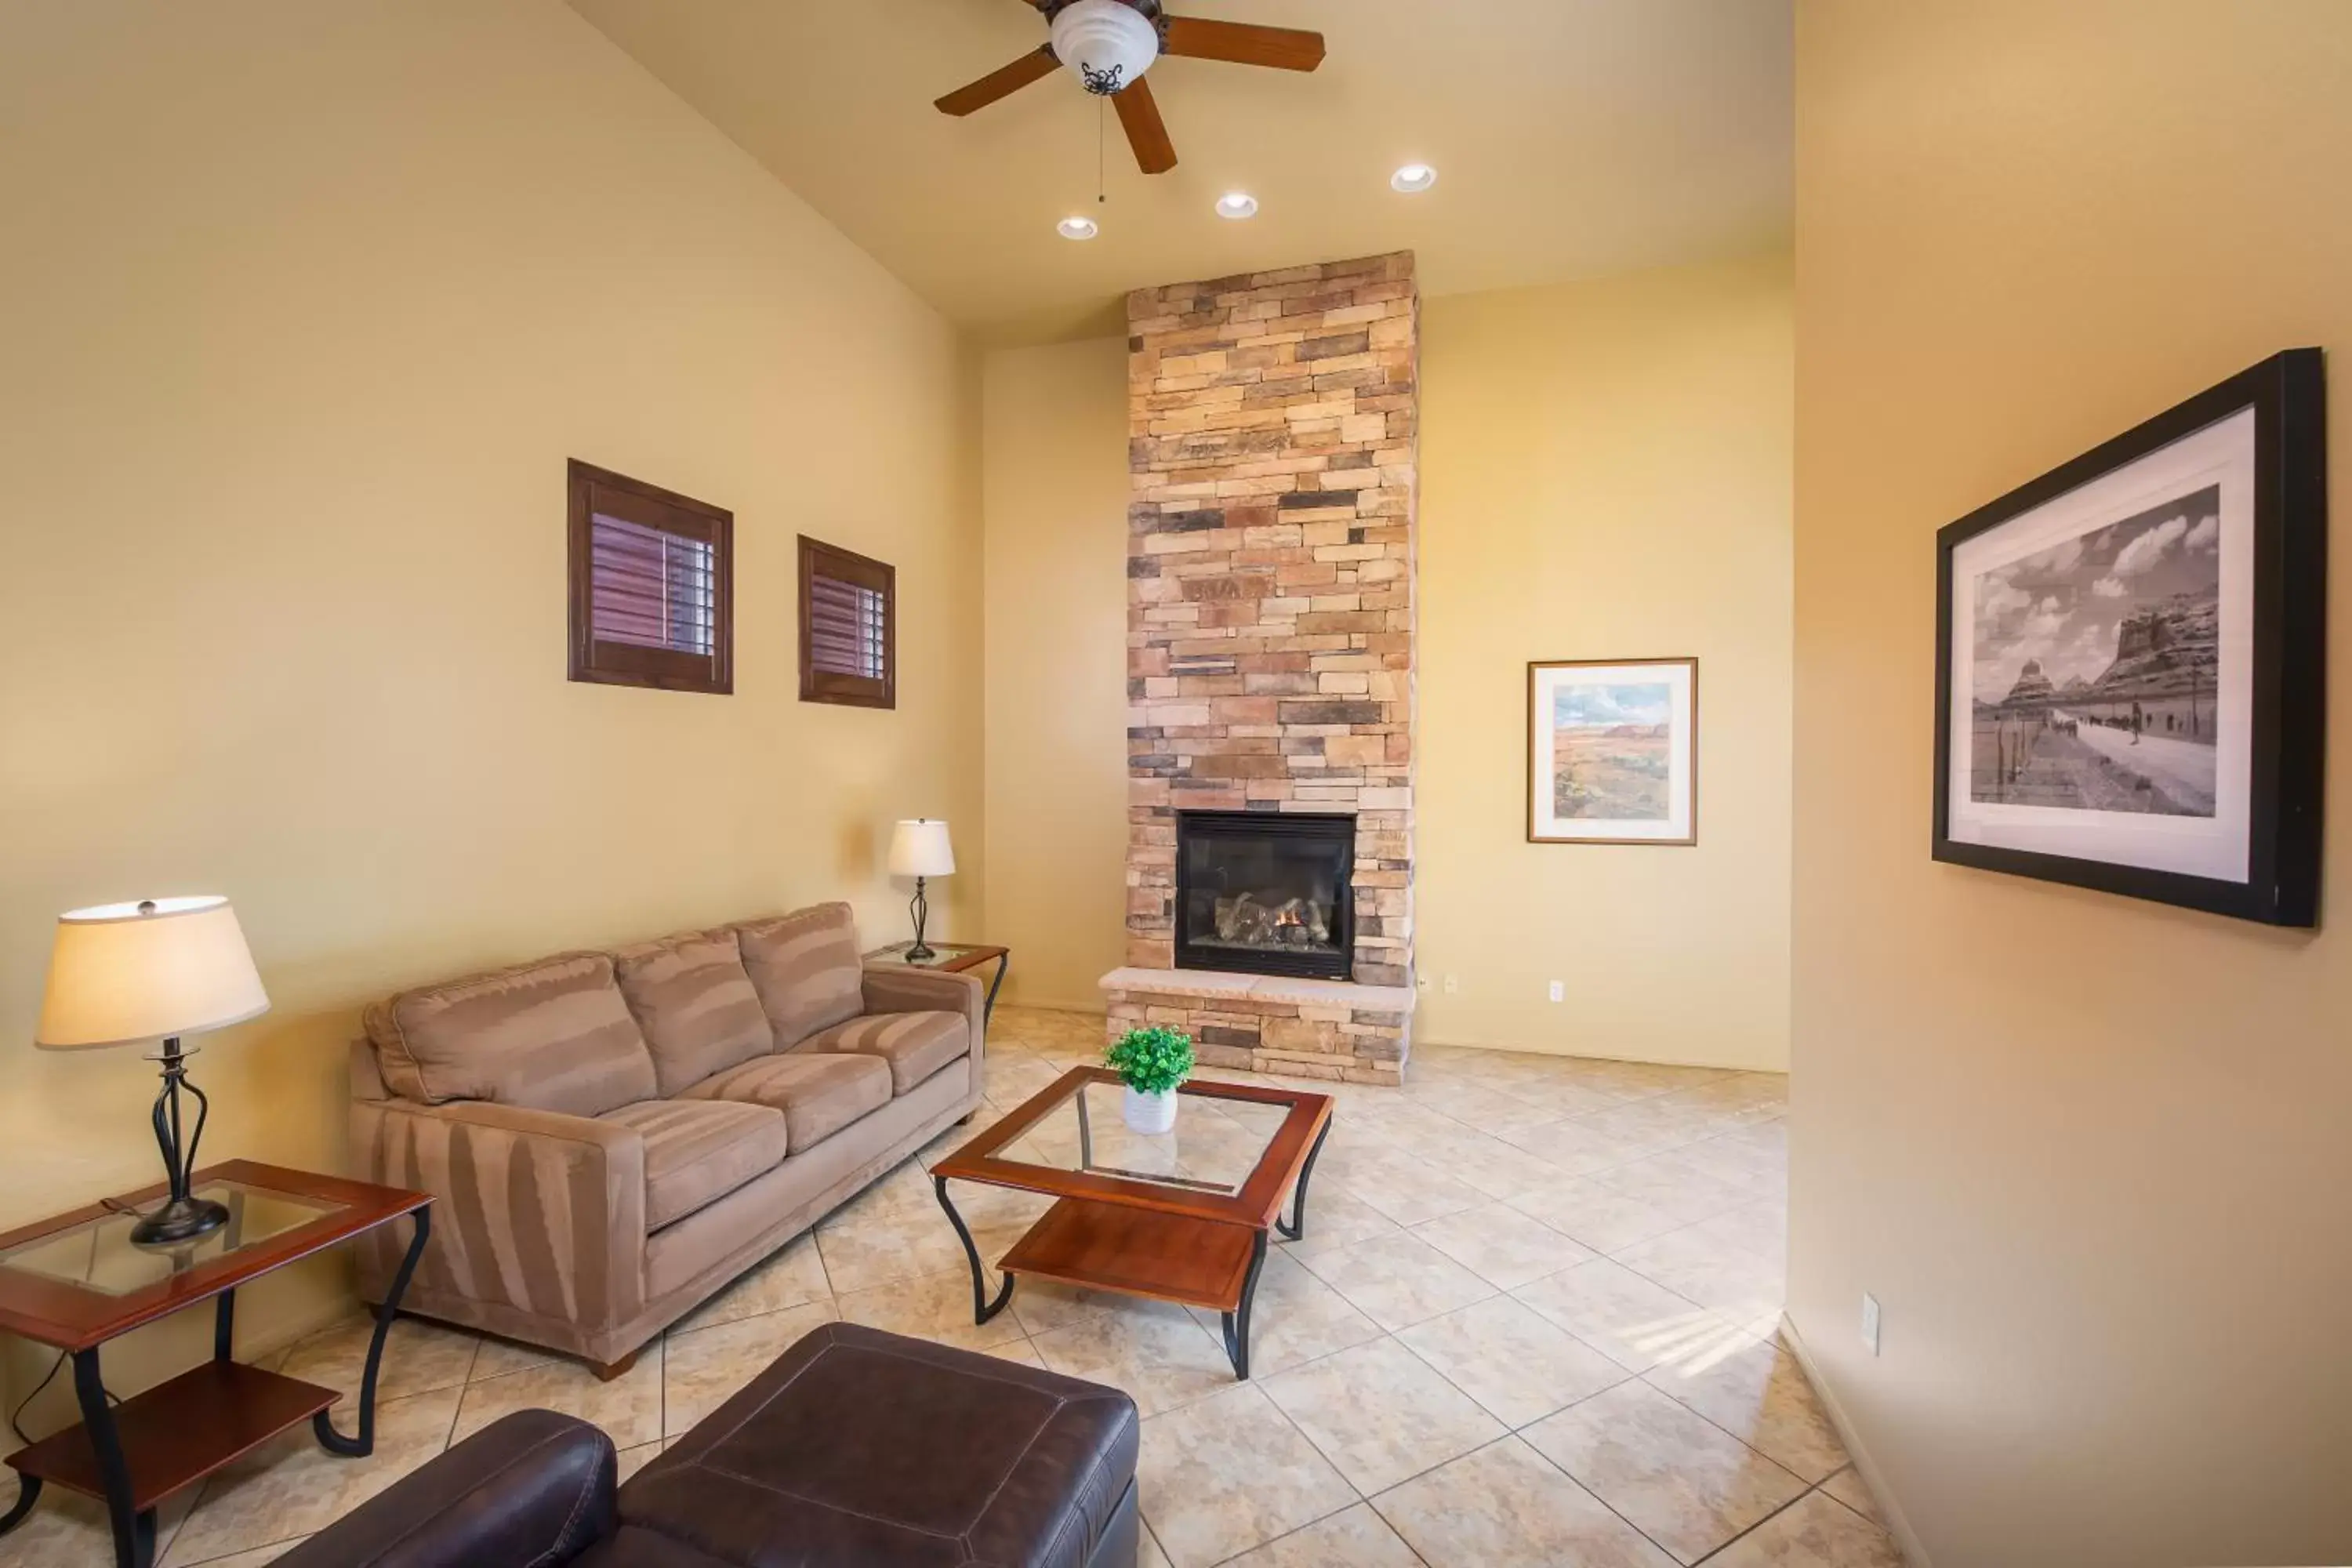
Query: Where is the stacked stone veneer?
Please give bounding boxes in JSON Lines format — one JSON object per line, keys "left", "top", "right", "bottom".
{"left": 1100, "top": 252, "right": 1419, "bottom": 1087}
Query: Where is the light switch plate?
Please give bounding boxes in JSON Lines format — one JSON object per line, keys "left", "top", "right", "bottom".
{"left": 1861, "top": 1292, "right": 1882, "bottom": 1356}
{"left": 1547, "top": 980, "right": 1565, "bottom": 1002}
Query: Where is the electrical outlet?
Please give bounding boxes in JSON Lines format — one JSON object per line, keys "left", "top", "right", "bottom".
{"left": 1547, "top": 979, "right": 1565, "bottom": 1003}
{"left": 1443, "top": 973, "right": 1459, "bottom": 994}
{"left": 1861, "top": 1292, "right": 1882, "bottom": 1356}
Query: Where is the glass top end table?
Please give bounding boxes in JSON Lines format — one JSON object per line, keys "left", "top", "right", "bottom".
{"left": 0, "top": 1161, "right": 432, "bottom": 1568}
{"left": 863, "top": 941, "right": 1011, "bottom": 1025}
{"left": 931, "top": 1068, "right": 1333, "bottom": 1379}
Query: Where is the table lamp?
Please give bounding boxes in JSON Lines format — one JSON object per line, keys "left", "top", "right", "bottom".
{"left": 887, "top": 818, "right": 955, "bottom": 961}
{"left": 35, "top": 896, "right": 270, "bottom": 1246}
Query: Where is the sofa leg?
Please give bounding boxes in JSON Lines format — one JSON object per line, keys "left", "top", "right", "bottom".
{"left": 590, "top": 1348, "right": 641, "bottom": 1384}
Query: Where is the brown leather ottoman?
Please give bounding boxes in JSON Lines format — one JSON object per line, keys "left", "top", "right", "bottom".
{"left": 626, "top": 1323, "right": 1140, "bottom": 1566}
{"left": 278, "top": 1323, "right": 1141, "bottom": 1568}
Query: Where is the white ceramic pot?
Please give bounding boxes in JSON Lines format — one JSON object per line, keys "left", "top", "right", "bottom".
{"left": 1123, "top": 1084, "right": 1178, "bottom": 1134}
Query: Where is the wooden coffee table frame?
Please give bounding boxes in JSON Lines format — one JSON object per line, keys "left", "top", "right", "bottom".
{"left": 0, "top": 1160, "right": 431, "bottom": 1568}
{"left": 930, "top": 1067, "right": 1332, "bottom": 1379}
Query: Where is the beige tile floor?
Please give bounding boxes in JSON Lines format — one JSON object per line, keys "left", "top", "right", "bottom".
{"left": 0, "top": 1007, "right": 1901, "bottom": 1568}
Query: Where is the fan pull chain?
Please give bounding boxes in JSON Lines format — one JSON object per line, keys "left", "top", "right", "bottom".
{"left": 1098, "top": 96, "right": 1107, "bottom": 205}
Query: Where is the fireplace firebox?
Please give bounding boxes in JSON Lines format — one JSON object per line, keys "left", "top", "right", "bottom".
{"left": 1174, "top": 811, "right": 1355, "bottom": 981}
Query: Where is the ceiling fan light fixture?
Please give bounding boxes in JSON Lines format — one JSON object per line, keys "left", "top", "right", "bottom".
{"left": 1215, "top": 192, "right": 1259, "bottom": 220}
{"left": 1050, "top": 0, "right": 1161, "bottom": 97}
{"left": 1391, "top": 163, "right": 1439, "bottom": 194}
{"left": 1056, "top": 216, "right": 1100, "bottom": 241}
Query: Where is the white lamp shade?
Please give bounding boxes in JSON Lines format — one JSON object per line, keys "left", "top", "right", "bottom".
{"left": 887, "top": 819, "right": 956, "bottom": 879}
{"left": 1050, "top": 0, "right": 1160, "bottom": 95}
{"left": 35, "top": 896, "right": 270, "bottom": 1051}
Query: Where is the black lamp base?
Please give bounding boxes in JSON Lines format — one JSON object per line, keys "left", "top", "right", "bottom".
{"left": 130, "top": 1194, "right": 230, "bottom": 1247}
{"left": 133, "top": 1034, "right": 225, "bottom": 1248}
{"left": 906, "top": 876, "right": 938, "bottom": 962}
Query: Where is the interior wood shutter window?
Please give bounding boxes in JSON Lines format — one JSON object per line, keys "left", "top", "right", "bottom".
{"left": 799, "top": 535, "right": 895, "bottom": 709}
{"left": 568, "top": 460, "right": 733, "bottom": 694}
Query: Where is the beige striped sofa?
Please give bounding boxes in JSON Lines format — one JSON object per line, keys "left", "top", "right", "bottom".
{"left": 348, "top": 902, "right": 983, "bottom": 1374}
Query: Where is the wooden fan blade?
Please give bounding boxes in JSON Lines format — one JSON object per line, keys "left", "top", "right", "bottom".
{"left": 1114, "top": 77, "right": 1178, "bottom": 173}
{"left": 935, "top": 45, "right": 1058, "bottom": 116}
{"left": 1161, "top": 16, "right": 1326, "bottom": 71}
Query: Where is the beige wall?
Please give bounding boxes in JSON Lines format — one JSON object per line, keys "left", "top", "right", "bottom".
{"left": 1791, "top": 4, "right": 2352, "bottom": 1563}
{"left": 1416, "top": 257, "right": 1793, "bottom": 1068}
{"left": 978, "top": 256, "right": 1793, "bottom": 1067}
{"left": 980, "top": 339, "right": 1132, "bottom": 1009}
{"left": 0, "top": 0, "right": 981, "bottom": 1420}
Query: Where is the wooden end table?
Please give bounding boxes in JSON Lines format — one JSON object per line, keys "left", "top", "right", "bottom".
{"left": 0, "top": 1160, "right": 431, "bottom": 1568}
{"left": 931, "top": 1067, "right": 1331, "bottom": 1379}
{"left": 863, "top": 940, "right": 1011, "bottom": 1025}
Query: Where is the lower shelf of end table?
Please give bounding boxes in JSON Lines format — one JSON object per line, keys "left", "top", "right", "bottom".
{"left": 997, "top": 1197, "right": 1259, "bottom": 1313}
{"left": 7, "top": 1359, "right": 338, "bottom": 1513}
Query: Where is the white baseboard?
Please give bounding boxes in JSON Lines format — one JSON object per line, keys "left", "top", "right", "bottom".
{"left": 1414, "top": 1030, "right": 1788, "bottom": 1074}
{"left": 996, "top": 995, "right": 1108, "bottom": 1018}
{"left": 1780, "top": 1315, "right": 1933, "bottom": 1568}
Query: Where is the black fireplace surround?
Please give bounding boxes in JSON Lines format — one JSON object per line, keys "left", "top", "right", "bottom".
{"left": 1175, "top": 810, "right": 1355, "bottom": 981}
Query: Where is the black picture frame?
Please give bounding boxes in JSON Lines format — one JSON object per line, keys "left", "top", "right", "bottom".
{"left": 1931, "top": 349, "right": 2325, "bottom": 926}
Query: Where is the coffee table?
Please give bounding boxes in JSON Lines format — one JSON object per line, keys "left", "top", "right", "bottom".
{"left": 931, "top": 1066, "right": 1332, "bottom": 1379}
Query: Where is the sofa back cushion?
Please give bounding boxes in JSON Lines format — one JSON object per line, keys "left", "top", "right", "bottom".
{"left": 365, "top": 952, "right": 658, "bottom": 1118}
{"left": 612, "top": 929, "right": 775, "bottom": 1097}
{"left": 731, "top": 903, "right": 865, "bottom": 1048}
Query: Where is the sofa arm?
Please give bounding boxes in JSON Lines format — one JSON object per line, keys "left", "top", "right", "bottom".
{"left": 350, "top": 1093, "right": 648, "bottom": 1338}
{"left": 862, "top": 965, "right": 986, "bottom": 1056}
{"left": 275, "top": 1410, "right": 615, "bottom": 1568}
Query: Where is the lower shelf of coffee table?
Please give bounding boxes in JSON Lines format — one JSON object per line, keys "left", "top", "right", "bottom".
{"left": 5, "top": 1359, "right": 337, "bottom": 1511}
{"left": 998, "top": 1197, "right": 1260, "bottom": 1313}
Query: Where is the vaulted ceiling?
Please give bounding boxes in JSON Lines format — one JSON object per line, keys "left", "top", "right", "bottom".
{"left": 568, "top": 0, "right": 1791, "bottom": 343}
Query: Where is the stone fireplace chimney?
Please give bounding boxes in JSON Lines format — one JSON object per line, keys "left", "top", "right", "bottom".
{"left": 1098, "top": 252, "right": 1419, "bottom": 1086}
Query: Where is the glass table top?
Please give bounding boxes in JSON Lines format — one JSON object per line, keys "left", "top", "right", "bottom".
{"left": 0, "top": 1181, "right": 348, "bottom": 1297}
{"left": 866, "top": 942, "right": 997, "bottom": 969}
{"left": 991, "top": 1077, "right": 1301, "bottom": 1199}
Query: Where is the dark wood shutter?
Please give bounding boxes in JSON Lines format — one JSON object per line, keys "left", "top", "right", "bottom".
{"left": 567, "top": 460, "right": 732, "bottom": 695}
{"left": 799, "top": 535, "right": 895, "bottom": 709}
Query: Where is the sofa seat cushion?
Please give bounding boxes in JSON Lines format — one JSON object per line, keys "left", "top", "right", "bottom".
{"left": 600, "top": 1100, "right": 790, "bottom": 1231}
{"left": 678, "top": 1053, "right": 891, "bottom": 1153}
{"left": 730, "top": 904, "right": 865, "bottom": 1049}
{"left": 612, "top": 930, "right": 774, "bottom": 1098}
{"left": 800, "top": 1011, "right": 968, "bottom": 1095}
{"left": 617, "top": 1323, "right": 1139, "bottom": 1567}
{"left": 365, "top": 953, "right": 658, "bottom": 1120}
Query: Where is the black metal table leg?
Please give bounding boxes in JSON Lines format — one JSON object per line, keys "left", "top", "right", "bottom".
{"left": 0, "top": 1474, "right": 41, "bottom": 1537}
{"left": 73, "top": 1348, "right": 152, "bottom": 1568}
{"left": 1274, "top": 1120, "right": 1330, "bottom": 1243}
{"left": 1219, "top": 1229, "right": 1271, "bottom": 1380}
{"left": 982, "top": 953, "right": 1009, "bottom": 1027}
{"left": 314, "top": 1204, "right": 430, "bottom": 1457}
{"left": 934, "top": 1177, "right": 1014, "bottom": 1324}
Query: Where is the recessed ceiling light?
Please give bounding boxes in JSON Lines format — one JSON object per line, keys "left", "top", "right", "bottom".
{"left": 1390, "top": 163, "right": 1438, "bottom": 194}
{"left": 1215, "top": 192, "right": 1259, "bottom": 220}
{"left": 1057, "top": 216, "right": 1100, "bottom": 240}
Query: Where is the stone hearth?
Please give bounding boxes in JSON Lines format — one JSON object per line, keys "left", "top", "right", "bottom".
{"left": 1101, "top": 252, "right": 1420, "bottom": 1085}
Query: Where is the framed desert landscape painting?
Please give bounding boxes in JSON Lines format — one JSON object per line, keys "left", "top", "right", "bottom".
{"left": 1933, "top": 348, "right": 2324, "bottom": 925}
{"left": 1528, "top": 658, "right": 1697, "bottom": 844}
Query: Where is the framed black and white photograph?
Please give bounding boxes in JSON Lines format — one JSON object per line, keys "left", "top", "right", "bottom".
{"left": 1933, "top": 349, "right": 2325, "bottom": 925}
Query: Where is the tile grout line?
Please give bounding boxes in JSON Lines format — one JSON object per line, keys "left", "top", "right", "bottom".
{"left": 1684, "top": 1470, "right": 1886, "bottom": 1566}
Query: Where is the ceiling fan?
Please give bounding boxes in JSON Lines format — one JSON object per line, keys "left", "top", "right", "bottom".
{"left": 934, "top": 0, "right": 1327, "bottom": 176}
